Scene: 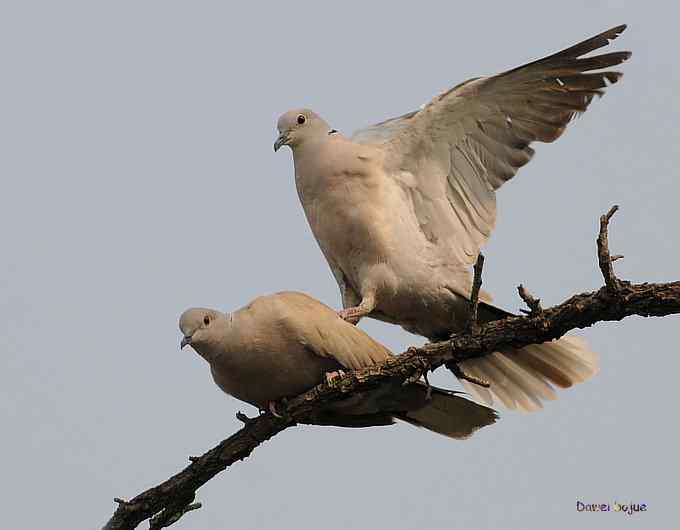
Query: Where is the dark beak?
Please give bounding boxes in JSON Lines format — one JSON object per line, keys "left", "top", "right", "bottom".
{"left": 180, "top": 335, "right": 192, "bottom": 349}
{"left": 273, "top": 132, "right": 290, "bottom": 152}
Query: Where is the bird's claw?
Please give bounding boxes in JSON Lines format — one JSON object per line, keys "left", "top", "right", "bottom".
{"left": 423, "top": 371, "right": 433, "bottom": 401}
{"left": 337, "top": 308, "right": 361, "bottom": 324}
{"left": 324, "top": 370, "right": 346, "bottom": 385}
{"left": 267, "top": 398, "right": 291, "bottom": 420}
{"left": 268, "top": 401, "right": 283, "bottom": 418}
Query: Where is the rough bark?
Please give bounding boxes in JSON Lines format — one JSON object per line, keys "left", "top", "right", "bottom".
{"left": 102, "top": 207, "right": 680, "bottom": 529}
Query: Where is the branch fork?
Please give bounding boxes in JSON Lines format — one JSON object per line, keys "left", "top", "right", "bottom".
{"left": 517, "top": 284, "right": 543, "bottom": 316}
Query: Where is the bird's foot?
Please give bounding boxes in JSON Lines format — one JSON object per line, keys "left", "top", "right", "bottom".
{"left": 268, "top": 401, "right": 283, "bottom": 418}
{"left": 324, "top": 369, "right": 346, "bottom": 386}
{"left": 423, "top": 371, "right": 433, "bottom": 401}
{"left": 337, "top": 307, "right": 365, "bottom": 324}
{"left": 337, "top": 294, "right": 376, "bottom": 324}
{"left": 267, "top": 398, "right": 291, "bottom": 420}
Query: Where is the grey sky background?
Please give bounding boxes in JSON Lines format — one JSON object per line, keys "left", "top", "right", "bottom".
{"left": 1, "top": 2, "right": 678, "bottom": 529}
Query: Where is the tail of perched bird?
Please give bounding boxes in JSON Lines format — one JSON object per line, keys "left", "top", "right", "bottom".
{"left": 457, "top": 336, "right": 597, "bottom": 412}
{"left": 312, "top": 382, "right": 498, "bottom": 439}
{"left": 396, "top": 386, "right": 499, "bottom": 439}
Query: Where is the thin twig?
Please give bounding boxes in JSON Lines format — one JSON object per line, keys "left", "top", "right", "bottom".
{"left": 235, "top": 411, "right": 258, "bottom": 426}
{"left": 445, "top": 362, "right": 491, "bottom": 388}
{"left": 467, "top": 253, "right": 485, "bottom": 334}
{"left": 517, "top": 284, "right": 543, "bottom": 316}
{"left": 598, "top": 205, "right": 623, "bottom": 291}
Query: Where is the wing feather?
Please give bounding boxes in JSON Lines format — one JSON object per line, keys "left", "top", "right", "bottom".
{"left": 352, "top": 26, "right": 630, "bottom": 265}
{"left": 276, "top": 292, "right": 394, "bottom": 370}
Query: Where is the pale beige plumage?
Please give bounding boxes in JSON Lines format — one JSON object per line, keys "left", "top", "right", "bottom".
{"left": 179, "top": 291, "right": 498, "bottom": 438}
{"left": 275, "top": 26, "right": 628, "bottom": 411}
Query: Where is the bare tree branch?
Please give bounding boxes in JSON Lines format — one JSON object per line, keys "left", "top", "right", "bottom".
{"left": 102, "top": 207, "right": 680, "bottom": 529}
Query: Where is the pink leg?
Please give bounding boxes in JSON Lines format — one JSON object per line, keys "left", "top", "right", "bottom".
{"left": 337, "top": 294, "right": 376, "bottom": 323}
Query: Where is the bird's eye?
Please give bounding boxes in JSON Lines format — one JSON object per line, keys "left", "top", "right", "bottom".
{"left": 297, "top": 114, "right": 306, "bottom": 125}
{"left": 203, "top": 316, "right": 210, "bottom": 326}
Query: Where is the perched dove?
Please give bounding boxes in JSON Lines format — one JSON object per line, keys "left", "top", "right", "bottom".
{"left": 274, "top": 26, "right": 627, "bottom": 411}
{"left": 179, "top": 291, "right": 497, "bottom": 439}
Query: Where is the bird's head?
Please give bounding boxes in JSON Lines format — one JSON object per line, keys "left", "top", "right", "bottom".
{"left": 274, "top": 108, "right": 333, "bottom": 152}
{"left": 178, "top": 308, "right": 230, "bottom": 358}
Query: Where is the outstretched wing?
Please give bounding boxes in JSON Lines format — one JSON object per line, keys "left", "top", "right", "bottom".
{"left": 353, "top": 25, "right": 630, "bottom": 265}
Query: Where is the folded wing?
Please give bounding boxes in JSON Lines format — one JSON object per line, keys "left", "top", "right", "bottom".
{"left": 276, "top": 291, "right": 394, "bottom": 370}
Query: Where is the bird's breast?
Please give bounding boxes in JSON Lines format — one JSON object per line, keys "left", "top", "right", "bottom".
{"left": 298, "top": 172, "right": 390, "bottom": 263}
{"left": 209, "top": 344, "right": 338, "bottom": 408}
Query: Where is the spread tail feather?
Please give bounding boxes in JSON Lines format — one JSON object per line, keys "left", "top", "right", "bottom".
{"left": 458, "top": 335, "right": 598, "bottom": 412}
